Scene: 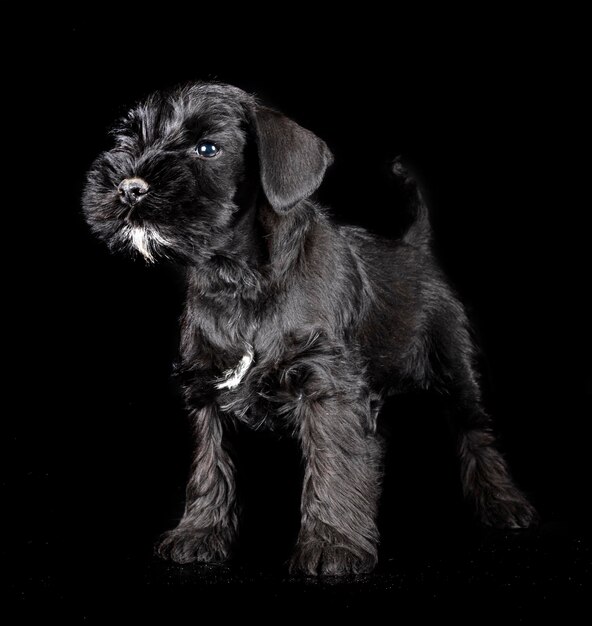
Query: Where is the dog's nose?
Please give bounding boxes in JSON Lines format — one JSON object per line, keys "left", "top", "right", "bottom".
{"left": 118, "top": 178, "right": 150, "bottom": 205}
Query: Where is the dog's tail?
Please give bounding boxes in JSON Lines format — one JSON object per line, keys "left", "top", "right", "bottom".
{"left": 392, "top": 157, "right": 432, "bottom": 249}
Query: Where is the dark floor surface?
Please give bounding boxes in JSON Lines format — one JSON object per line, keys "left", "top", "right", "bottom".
{"left": 14, "top": 523, "right": 590, "bottom": 621}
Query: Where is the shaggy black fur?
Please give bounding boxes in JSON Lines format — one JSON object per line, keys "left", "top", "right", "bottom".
{"left": 82, "top": 82, "right": 537, "bottom": 576}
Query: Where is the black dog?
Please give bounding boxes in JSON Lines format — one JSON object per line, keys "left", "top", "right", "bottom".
{"left": 82, "top": 82, "right": 537, "bottom": 575}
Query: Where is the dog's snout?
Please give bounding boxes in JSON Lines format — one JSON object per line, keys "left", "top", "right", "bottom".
{"left": 118, "top": 178, "right": 150, "bottom": 205}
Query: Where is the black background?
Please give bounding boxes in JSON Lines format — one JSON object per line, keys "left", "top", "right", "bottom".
{"left": 12, "top": 11, "right": 591, "bottom": 620}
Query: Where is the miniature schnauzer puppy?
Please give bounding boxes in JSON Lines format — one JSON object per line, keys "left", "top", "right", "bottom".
{"left": 82, "top": 82, "right": 537, "bottom": 575}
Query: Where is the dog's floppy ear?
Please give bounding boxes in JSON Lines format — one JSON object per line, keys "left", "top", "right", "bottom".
{"left": 250, "top": 106, "right": 333, "bottom": 212}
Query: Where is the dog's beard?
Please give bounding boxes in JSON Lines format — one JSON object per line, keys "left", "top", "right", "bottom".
{"left": 122, "top": 223, "right": 171, "bottom": 263}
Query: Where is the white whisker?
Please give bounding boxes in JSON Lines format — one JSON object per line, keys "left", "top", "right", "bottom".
{"left": 125, "top": 225, "right": 171, "bottom": 263}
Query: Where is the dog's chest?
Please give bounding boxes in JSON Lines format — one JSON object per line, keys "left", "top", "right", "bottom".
{"left": 213, "top": 341, "right": 290, "bottom": 431}
{"left": 186, "top": 300, "right": 307, "bottom": 430}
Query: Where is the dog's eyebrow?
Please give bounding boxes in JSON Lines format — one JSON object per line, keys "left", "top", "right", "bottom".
{"left": 181, "top": 113, "right": 203, "bottom": 132}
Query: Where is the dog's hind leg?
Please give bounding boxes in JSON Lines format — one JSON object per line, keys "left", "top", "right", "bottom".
{"left": 430, "top": 310, "right": 538, "bottom": 528}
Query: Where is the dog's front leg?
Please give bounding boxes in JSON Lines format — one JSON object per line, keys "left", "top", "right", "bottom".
{"left": 157, "top": 404, "right": 238, "bottom": 563}
{"left": 288, "top": 379, "right": 383, "bottom": 576}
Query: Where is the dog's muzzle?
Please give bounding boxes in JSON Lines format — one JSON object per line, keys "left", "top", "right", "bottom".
{"left": 118, "top": 177, "right": 150, "bottom": 206}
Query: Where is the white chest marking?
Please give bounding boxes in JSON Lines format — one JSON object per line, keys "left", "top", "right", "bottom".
{"left": 216, "top": 346, "right": 254, "bottom": 390}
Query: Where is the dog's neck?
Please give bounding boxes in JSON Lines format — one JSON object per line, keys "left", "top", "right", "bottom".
{"left": 257, "top": 201, "right": 318, "bottom": 280}
{"left": 187, "top": 198, "right": 319, "bottom": 302}
{"left": 220, "top": 186, "right": 319, "bottom": 280}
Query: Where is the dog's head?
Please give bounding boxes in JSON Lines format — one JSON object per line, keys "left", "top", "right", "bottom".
{"left": 82, "top": 82, "right": 333, "bottom": 263}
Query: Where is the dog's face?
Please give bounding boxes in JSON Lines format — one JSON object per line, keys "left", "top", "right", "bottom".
{"left": 82, "top": 82, "right": 333, "bottom": 264}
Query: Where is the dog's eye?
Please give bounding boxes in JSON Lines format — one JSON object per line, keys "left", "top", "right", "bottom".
{"left": 196, "top": 141, "right": 220, "bottom": 159}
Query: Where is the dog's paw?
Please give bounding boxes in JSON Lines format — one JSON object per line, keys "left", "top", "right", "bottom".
{"left": 289, "top": 539, "right": 376, "bottom": 576}
{"left": 479, "top": 493, "right": 539, "bottom": 529}
{"left": 156, "top": 526, "right": 232, "bottom": 564}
